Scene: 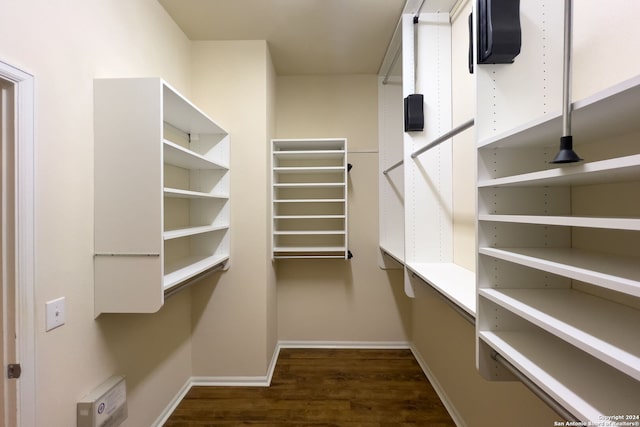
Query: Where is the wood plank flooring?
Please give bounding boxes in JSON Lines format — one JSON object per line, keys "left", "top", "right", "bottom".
{"left": 164, "top": 348, "right": 456, "bottom": 426}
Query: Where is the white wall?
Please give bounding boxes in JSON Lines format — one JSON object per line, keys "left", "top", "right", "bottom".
{"left": 0, "top": 0, "right": 196, "bottom": 425}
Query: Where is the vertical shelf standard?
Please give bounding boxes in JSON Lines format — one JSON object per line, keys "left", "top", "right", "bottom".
{"left": 94, "top": 78, "right": 230, "bottom": 315}
{"left": 271, "top": 138, "right": 349, "bottom": 259}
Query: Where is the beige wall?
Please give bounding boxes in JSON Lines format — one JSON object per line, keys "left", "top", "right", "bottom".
{"left": 0, "top": 0, "right": 195, "bottom": 426}
{"left": 189, "top": 40, "right": 277, "bottom": 376}
{"left": 275, "top": 75, "right": 412, "bottom": 343}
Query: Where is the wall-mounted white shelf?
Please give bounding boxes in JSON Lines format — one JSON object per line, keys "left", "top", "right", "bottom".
{"left": 376, "top": 14, "right": 475, "bottom": 319}
{"left": 478, "top": 246, "right": 640, "bottom": 297}
{"left": 407, "top": 262, "right": 475, "bottom": 316}
{"left": 480, "top": 288, "right": 640, "bottom": 381}
{"left": 479, "top": 330, "right": 640, "bottom": 423}
{"left": 479, "top": 214, "right": 640, "bottom": 231}
{"left": 478, "top": 74, "right": 640, "bottom": 150}
{"left": 94, "top": 77, "right": 230, "bottom": 315}
{"left": 475, "top": 10, "right": 640, "bottom": 416}
{"left": 271, "top": 138, "right": 350, "bottom": 260}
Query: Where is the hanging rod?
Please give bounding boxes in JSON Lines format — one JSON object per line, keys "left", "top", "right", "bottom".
{"left": 382, "top": 47, "right": 402, "bottom": 85}
{"left": 164, "top": 260, "right": 227, "bottom": 299}
{"left": 491, "top": 351, "right": 580, "bottom": 423}
{"left": 415, "top": 0, "right": 427, "bottom": 18}
{"left": 410, "top": 118, "right": 474, "bottom": 159}
{"left": 382, "top": 159, "right": 404, "bottom": 175}
{"left": 410, "top": 272, "right": 475, "bottom": 326}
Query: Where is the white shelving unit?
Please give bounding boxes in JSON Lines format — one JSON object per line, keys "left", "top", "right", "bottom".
{"left": 271, "top": 138, "right": 349, "bottom": 259}
{"left": 476, "top": 62, "right": 640, "bottom": 421}
{"left": 94, "top": 78, "right": 230, "bottom": 315}
{"left": 400, "top": 12, "right": 475, "bottom": 313}
{"left": 377, "top": 8, "right": 475, "bottom": 319}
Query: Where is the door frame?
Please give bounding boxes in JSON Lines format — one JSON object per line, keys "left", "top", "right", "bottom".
{"left": 0, "top": 60, "right": 36, "bottom": 427}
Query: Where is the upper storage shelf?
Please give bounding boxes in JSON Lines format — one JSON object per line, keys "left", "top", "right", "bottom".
{"left": 479, "top": 74, "right": 640, "bottom": 149}
{"left": 271, "top": 138, "right": 350, "bottom": 259}
{"left": 94, "top": 78, "right": 230, "bottom": 315}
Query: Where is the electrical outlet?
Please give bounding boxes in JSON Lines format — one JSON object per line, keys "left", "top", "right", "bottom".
{"left": 46, "top": 297, "right": 65, "bottom": 331}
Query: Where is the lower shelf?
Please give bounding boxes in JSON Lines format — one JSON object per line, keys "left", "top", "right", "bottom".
{"left": 406, "top": 262, "right": 476, "bottom": 316}
{"left": 480, "top": 288, "right": 640, "bottom": 381}
{"left": 479, "top": 330, "right": 640, "bottom": 422}
{"left": 273, "top": 246, "right": 348, "bottom": 259}
{"left": 163, "top": 254, "right": 229, "bottom": 291}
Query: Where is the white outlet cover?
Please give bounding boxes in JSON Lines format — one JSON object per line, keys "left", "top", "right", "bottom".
{"left": 45, "top": 297, "right": 65, "bottom": 331}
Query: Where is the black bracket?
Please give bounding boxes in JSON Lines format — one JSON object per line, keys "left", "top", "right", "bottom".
{"left": 347, "top": 250, "right": 353, "bottom": 260}
{"left": 347, "top": 163, "right": 353, "bottom": 172}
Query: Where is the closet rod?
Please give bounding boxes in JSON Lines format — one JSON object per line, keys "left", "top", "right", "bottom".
{"left": 381, "top": 0, "right": 426, "bottom": 84}
{"left": 164, "top": 260, "right": 227, "bottom": 299}
{"left": 410, "top": 118, "right": 474, "bottom": 159}
{"left": 382, "top": 158, "right": 404, "bottom": 175}
{"left": 415, "top": 0, "right": 427, "bottom": 18}
{"left": 382, "top": 47, "right": 402, "bottom": 85}
{"left": 491, "top": 351, "right": 580, "bottom": 423}
{"left": 410, "top": 272, "right": 475, "bottom": 325}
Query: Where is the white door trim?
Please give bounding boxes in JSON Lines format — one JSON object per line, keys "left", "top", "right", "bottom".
{"left": 0, "top": 59, "right": 36, "bottom": 427}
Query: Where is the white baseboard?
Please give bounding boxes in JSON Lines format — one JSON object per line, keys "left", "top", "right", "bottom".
{"left": 410, "top": 343, "right": 467, "bottom": 427}
{"left": 151, "top": 379, "right": 192, "bottom": 427}
{"left": 278, "top": 340, "right": 411, "bottom": 349}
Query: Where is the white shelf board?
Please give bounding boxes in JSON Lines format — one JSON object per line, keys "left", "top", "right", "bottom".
{"left": 406, "top": 262, "right": 476, "bottom": 316}
{"left": 274, "top": 215, "right": 345, "bottom": 220}
{"left": 479, "top": 74, "right": 640, "bottom": 149}
{"left": 164, "top": 187, "right": 228, "bottom": 199}
{"left": 479, "top": 247, "right": 640, "bottom": 298}
{"left": 162, "top": 81, "right": 227, "bottom": 135}
{"left": 480, "top": 288, "right": 640, "bottom": 381}
{"left": 163, "top": 254, "right": 229, "bottom": 290}
{"left": 273, "top": 139, "right": 345, "bottom": 151}
{"left": 272, "top": 150, "right": 345, "bottom": 160}
{"left": 274, "top": 166, "right": 344, "bottom": 174}
{"left": 274, "top": 255, "right": 345, "bottom": 259}
{"left": 478, "top": 154, "right": 640, "bottom": 187}
{"left": 479, "top": 214, "right": 640, "bottom": 231}
{"left": 164, "top": 225, "right": 228, "bottom": 240}
{"left": 273, "top": 230, "right": 345, "bottom": 235}
{"left": 379, "top": 245, "right": 405, "bottom": 266}
{"left": 273, "top": 246, "right": 346, "bottom": 253}
{"left": 273, "top": 199, "right": 345, "bottom": 203}
{"left": 163, "top": 140, "right": 228, "bottom": 170}
{"left": 273, "top": 183, "right": 344, "bottom": 188}
{"left": 479, "top": 330, "right": 640, "bottom": 422}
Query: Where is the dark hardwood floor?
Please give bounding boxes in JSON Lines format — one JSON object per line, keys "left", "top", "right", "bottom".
{"left": 164, "top": 348, "right": 456, "bottom": 426}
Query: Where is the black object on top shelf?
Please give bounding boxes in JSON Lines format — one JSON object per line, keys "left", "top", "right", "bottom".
{"left": 477, "top": 0, "right": 521, "bottom": 64}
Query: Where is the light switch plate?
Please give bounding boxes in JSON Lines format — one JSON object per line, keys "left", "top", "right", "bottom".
{"left": 46, "top": 297, "right": 65, "bottom": 331}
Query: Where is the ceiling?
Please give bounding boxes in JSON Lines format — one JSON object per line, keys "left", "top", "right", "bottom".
{"left": 158, "top": 0, "right": 406, "bottom": 75}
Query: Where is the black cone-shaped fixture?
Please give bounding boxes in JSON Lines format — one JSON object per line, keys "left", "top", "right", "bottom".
{"left": 552, "top": 136, "right": 582, "bottom": 163}
{"left": 551, "top": 0, "right": 582, "bottom": 164}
